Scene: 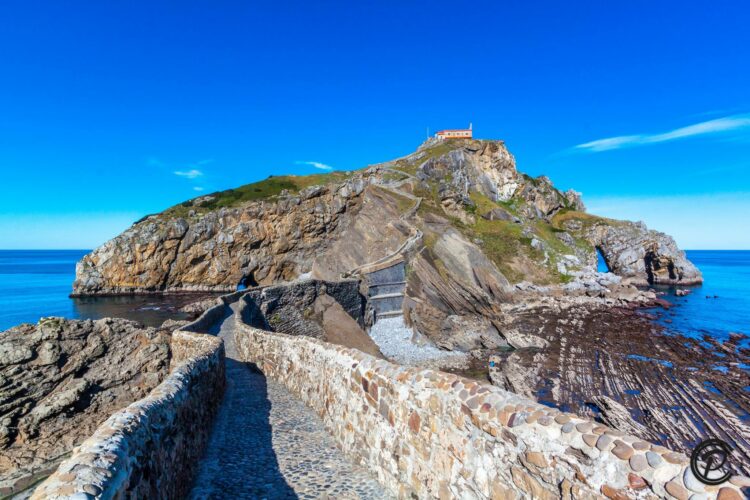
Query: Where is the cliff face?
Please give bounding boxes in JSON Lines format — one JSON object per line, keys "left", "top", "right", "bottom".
{"left": 73, "top": 138, "right": 701, "bottom": 299}
{"left": 73, "top": 176, "right": 370, "bottom": 295}
{"left": 590, "top": 220, "right": 701, "bottom": 285}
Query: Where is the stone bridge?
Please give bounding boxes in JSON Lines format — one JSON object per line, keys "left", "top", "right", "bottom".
{"left": 30, "top": 286, "right": 748, "bottom": 499}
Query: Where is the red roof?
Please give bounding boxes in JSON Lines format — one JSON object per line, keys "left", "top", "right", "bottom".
{"left": 436, "top": 129, "right": 471, "bottom": 134}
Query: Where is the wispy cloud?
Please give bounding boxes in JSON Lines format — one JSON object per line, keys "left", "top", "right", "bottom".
{"left": 193, "top": 186, "right": 205, "bottom": 192}
{"left": 173, "top": 169, "right": 203, "bottom": 179}
{"left": 296, "top": 160, "right": 334, "bottom": 171}
{"left": 575, "top": 114, "right": 750, "bottom": 153}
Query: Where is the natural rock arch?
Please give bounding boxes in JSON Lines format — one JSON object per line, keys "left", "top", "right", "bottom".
{"left": 237, "top": 271, "right": 258, "bottom": 291}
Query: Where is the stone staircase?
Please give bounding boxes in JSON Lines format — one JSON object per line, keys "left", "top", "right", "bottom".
{"left": 339, "top": 176, "right": 421, "bottom": 323}
{"left": 365, "top": 262, "right": 406, "bottom": 322}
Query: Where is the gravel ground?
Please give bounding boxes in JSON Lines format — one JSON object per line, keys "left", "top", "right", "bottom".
{"left": 368, "top": 316, "right": 468, "bottom": 368}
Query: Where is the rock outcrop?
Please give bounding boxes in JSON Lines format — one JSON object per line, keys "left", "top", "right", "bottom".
{"left": 0, "top": 317, "right": 173, "bottom": 494}
{"left": 73, "top": 138, "right": 700, "bottom": 298}
{"left": 29, "top": 308, "right": 226, "bottom": 500}
{"left": 72, "top": 176, "right": 371, "bottom": 295}
{"left": 417, "top": 139, "right": 519, "bottom": 203}
{"left": 560, "top": 215, "right": 703, "bottom": 285}
{"left": 239, "top": 279, "right": 382, "bottom": 358}
{"left": 71, "top": 137, "right": 701, "bottom": 354}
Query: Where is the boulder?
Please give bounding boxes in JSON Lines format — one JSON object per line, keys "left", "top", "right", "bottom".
{"left": 481, "top": 207, "right": 521, "bottom": 223}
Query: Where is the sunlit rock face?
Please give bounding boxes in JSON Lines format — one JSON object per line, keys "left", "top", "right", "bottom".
{"left": 72, "top": 176, "right": 371, "bottom": 296}
{"left": 0, "top": 316, "right": 173, "bottom": 494}
{"left": 582, "top": 219, "right": 703, "bottom": 286}
{"left": 417, "top": 140, "right": 519, "bottom": 202}
{"left": 72, "top": 137, "right": 700, "bottom": 312}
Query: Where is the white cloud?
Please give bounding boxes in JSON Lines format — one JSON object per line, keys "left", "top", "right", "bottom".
{"left": 193, "top": 186, "right": 204, "bottom": 192}
{"left": 296, "top": 160, "right": 333, "bottom": 171}
{"left": 575, "top": 114, "right": 750, "bottom": 153}
{"left": 173, "top": 169, "right": 203, "bottom": 179}
{"left": 576, "top": 135, "right": 642, "bottom": 152}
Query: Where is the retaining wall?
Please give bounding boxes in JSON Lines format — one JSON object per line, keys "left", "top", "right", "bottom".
{"left": 29, "top": 296, "right": 236, "bottom": 499}
{"left": 239, "top": 279, "right": 365, "bottom": 338}
{"left": 234, "top": 296, "right": 746, "bottom": 499}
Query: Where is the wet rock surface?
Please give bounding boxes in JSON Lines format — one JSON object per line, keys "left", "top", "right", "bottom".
{"left": 190, "top": 306, "right": 389, "bottom": 499}
{"left": 0, "top": 317, "right": 172, "bottom": 495}
{"left": 488, "top": 300, "right": 750, "bottom": 476}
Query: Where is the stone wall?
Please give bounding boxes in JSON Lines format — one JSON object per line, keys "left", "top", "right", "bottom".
{"left": 234, "top": 296, "right": 746, "bottom": 499}
{"left": 239, "top": 279, "right": 364, "bottom": 334}
{"left": 30, "top": 303, "right": 231, "bottom": 499}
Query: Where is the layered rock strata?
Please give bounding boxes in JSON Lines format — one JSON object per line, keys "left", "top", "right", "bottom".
{"left": 72, "top": 177, "right": 371, "bottom": 295}
{"left": 488, "top": 298, "right": 750, "bottom": 476}
{"left": 29, "top": 298, "right": 229, "bottom": 499}
{"left": 0, "top": 317, "right": 172, "bottom": 496}
{"left": 590, "top": 220, "right": 702, "bottom": 285}
{"left": 73, "top": 138, "right": 702, "bottom": 302}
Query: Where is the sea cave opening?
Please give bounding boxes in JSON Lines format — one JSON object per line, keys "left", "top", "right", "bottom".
{"left": 644, "top": 251, "right": 657, "bottom": 284}
{"left": 237, "top": 272, "right": 258, "bottom": 291}
{"left": 595, "top": 246, "right": 611, "bottom": 273}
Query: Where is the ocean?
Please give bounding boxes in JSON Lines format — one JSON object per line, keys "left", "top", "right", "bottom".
{"left": 648, "top": 250, "right": 750, "bottom": 347}
{"left": 0, "top": 249, "right": 212, "bottom": 330}
{"left": 0, "top": 250, "right": 748, "bottom": 340}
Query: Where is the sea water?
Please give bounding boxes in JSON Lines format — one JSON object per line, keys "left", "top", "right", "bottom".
{"left": 1, "top": 250, "right": 748, "bottom": 338}
{"left": 651, "top": 250, "right": 750, "bottom": 343}
{"left": 0, "top": 250, "right": 214, "bottom": 330}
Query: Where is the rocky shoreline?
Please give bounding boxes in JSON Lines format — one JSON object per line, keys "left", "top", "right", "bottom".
{"left": 487, "top": 289, "right": 750, "bottom": 476}
{"left": 3, "top": 276, "right": 748, "bottom": 495}
{"left": 0, "top": 317, "right": 178, "bottom": 495}
{"left": 22, "top": 136, "right": 737, "bottom": 492}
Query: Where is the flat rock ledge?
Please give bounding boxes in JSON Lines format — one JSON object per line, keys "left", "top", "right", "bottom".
{"left": 0, "top": 317, "right": 172, "bottom": 497}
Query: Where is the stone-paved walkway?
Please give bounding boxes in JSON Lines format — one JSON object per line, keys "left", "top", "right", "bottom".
{"left": 188, "top": 304, "right": 389, "bottom": 500}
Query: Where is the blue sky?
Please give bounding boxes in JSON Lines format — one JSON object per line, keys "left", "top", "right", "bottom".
{"left": 1, "top": 1, "right": 748, "bottom": 249}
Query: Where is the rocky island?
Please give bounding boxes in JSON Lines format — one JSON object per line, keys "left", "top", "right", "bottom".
{"left": 3, "top": 137, "right": 748, "bottom": 498}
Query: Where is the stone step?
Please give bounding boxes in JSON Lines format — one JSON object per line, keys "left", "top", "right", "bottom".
{"left": 370, "top": 295, "right": 404, "bottom": 315}
{"left": 376, "top": 310, "right": 403, "bottom": 319}
{"left": 371, "top": 280, "right": 406, "bottom": 287}
{"left": 365, "top": 262, "right": 406, "bottom": 286}
{"left": 369, "top": 292, "right": 405, "bottom": 301}
{"left": 368, "top": 281, "right": 406, "bottom": 297}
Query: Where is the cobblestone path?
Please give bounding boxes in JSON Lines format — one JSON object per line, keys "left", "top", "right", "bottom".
{"left": 189, "top": 304, "right": 389, "bottom": 500}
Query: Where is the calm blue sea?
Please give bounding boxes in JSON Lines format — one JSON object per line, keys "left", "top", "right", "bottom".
{"left": 0, "top": 250, "right": 748, "bottom": 338}
{"left": 648, "top": 250, "right": 750, "bottom": 343}
{"left": 0, "top": 250, "right": 209, "bottom": 330}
